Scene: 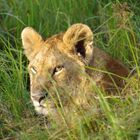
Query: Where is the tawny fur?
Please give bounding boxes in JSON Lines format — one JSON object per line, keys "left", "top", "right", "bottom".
{"left": 21, "top": 23, "right": 130, "bottom": 119}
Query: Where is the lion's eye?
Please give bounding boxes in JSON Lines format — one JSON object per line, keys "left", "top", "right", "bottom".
{"left": 30, "top": 67, "right": 37, "bottom": 75}
{"left": 53, "top": 65, "right": 64, "bottom": 76}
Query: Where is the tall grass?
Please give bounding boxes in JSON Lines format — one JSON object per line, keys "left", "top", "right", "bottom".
{"left": 0, "top": 0, "right": 140, "bottom": 139}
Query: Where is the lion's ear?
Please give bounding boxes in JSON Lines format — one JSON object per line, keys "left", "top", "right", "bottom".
{"left": 63, "top": 23, "right": 93, "bottom": 63}
{"left": 21, "top": 27, "right": 43, "bottom": 60}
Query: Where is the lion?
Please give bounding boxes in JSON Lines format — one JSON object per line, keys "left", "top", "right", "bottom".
{"left": 21, "top": 23, "right": 130, "bottom": 119}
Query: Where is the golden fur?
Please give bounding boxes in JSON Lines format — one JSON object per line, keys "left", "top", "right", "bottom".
{"left": 21, "top": 23, "right": 130, "bottom": 118}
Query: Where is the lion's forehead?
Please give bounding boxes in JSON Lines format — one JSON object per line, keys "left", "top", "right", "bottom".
{"left": 29, "top": 46, "right": 65, "bottom": 74}
{"left": 30, "top": 51, "right": 57, "bottom": 70}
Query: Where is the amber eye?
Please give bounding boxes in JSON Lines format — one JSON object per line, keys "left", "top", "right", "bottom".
{"left": 53, "top": 65, "right": 64, "bottom": 76}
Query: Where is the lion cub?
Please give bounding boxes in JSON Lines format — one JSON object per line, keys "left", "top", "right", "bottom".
{"left": 21, "top": 24, "right": 130, "bottom": 117}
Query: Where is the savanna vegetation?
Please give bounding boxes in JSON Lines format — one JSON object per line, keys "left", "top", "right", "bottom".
{"left": 0, "top": 0, "right": 140, "bottom": 139}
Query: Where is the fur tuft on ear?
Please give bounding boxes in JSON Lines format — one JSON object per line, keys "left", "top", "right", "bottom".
{"left": 21, "top": 27, "right": 43, "bottom": 60}
{"left": 63, "top": 23, "right": 94, "bottom": 63}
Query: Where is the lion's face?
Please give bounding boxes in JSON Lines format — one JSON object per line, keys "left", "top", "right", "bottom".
{"left": 21, "top": 24, "right": 94, "bottom": 116}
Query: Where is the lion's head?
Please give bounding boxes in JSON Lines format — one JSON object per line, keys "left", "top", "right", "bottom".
{"left": 21, "top": 23, "right": 130, "bottom": 120}
{"left": 21, "top": 24, "right": 96, "bottom": 117}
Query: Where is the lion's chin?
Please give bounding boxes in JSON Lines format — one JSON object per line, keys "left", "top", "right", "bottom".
{"left": 35, "top": 105, "right": 58, "bottom": 116}
{"left": 35, "top": 106, "right": 49, "bottom": 116}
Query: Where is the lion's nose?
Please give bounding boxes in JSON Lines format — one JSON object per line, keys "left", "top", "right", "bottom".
{"left": 39, "top": 92, "right": 48, "bottom": 103}
{"left": 31, "top": 91, "right": 48, "bottom": 103}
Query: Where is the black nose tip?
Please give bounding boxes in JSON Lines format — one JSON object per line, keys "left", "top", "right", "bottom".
{"left": 39, "top": 92, "right": 48, "bottom": 103}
